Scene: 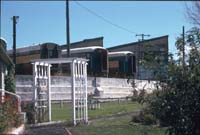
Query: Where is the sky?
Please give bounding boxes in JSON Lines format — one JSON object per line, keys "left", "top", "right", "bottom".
{"left": 0, "top": 1, "right": 194, "bottom": 55}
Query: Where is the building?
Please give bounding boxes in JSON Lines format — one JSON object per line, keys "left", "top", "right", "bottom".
{"left": 60, "top": 36, "right": 103, "bottom": 50}
{"left": 0, "top": 38, "right": 13, "bottom": 91}
{"left": 107, "top": 35, "right": 168, "bottom": 80}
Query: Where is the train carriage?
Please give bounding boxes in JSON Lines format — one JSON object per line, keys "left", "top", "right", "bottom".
{"left": 7, "top": 43, "right": 61, "bottom": 75}
{"left": 62, "top": 46, "right": 108, "bottom": 76}
{"left": 108, "top": 51, "right": 136, "bottom": 78}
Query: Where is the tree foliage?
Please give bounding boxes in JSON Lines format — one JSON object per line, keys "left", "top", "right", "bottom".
{"left": 186, "top": 2, "right": 200, "bottom": 27}
{"left": 5, "top": 65, "right": 15, "bottom": 93}
{"left": 141, "top": 27, "right": 200, "bottom": 135}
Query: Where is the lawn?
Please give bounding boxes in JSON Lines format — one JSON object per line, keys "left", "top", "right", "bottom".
{"left": 51, "top": 101, "right": 142, "bottom": 121}
{"left": 51, "top": 101, "right": 166, "bottom": 135}
{"left": 70, "top": 115, "right": 167, "bottom": 135}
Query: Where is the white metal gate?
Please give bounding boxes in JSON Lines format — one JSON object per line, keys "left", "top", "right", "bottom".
{"left": 31, "top": 58, "right": 88, "bottom": 125}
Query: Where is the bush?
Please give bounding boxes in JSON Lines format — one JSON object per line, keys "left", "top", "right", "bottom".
{"left": 132, "top": 109, "right": 157, "bottom": 125}
{"left": 0, "top": 95, "right": 21, "bottom": 133}
{"left": 5, "top": 65, "right": 15, "bottom": 93}
{"left": 141, "top": 27, "right": 200, "bottom": 135}
{"left": 21, "top": 101, "right": 35, "bottom": 124}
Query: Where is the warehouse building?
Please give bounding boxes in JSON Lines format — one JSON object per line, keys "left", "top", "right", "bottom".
{"left": 107, "top": 35, "right": 168, "bottom": 80}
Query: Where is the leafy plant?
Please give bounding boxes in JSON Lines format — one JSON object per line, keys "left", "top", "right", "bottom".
{"left": 141, "top": 27, "right": 200, "bottom": 135}
{"left": 21, "top": 101, "right": 35, "bottom": 124}
{"left": 132, "top": 108, "right": 157, "bottom": 125}
{"left": 5, "top": 64, "right": 15, "bottom": 93}
{"left": 0, "top": 95, "right": 21, "bottom": 133}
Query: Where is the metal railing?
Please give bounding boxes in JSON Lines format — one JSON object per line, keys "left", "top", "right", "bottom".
{"left": 0, "top": 89, "right": 21, "bottom": 113}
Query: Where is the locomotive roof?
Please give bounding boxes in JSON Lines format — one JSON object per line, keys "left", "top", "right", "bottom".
{"left": 108, "top": 51, "right": 134, "bottom": 57}
{"left": 62, "top": 46, "right": 106, "bottom": 54}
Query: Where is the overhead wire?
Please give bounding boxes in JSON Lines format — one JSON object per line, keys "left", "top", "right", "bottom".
{"left": 74, "top": 1, "right": 137, "bottom": 34}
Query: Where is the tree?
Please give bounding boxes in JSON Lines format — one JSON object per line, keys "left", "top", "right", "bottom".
{"left": 5, "top": 65, "right": 15, "bottom": 93}
{"left": 142, "top": 27, "right": 200, "bottom": 135}
{"left": 186, "top": 2, "right": 200, "bottom": 27}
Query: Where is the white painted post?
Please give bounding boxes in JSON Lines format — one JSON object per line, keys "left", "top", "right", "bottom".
{"left": 83, "top": 63, "right": 86, "bottom": 120}
{"left": 0, "top": 64, "right": 5, "bottom": 102}
{"left": 2, "top": 65, "right": 5, "bottom": 92}
{"left": 71, "top": 61, "right": 76, "bottom": 125}
{"left": 32, "top": 63, "right": 38, "bottom": 123}
{"left": 33, "top": 63, "right": 37, "bottom": 107}
{"left": 38, "top": 65, "right": 41, "bottom": 78}
{"left": 47, "top": 64, "right": 51, "bottom": 122}
{"left": 80, "top": 62, "right": 83, "bottom": 121}
{"left": 84, "top": 63, "right": 88, "bottom": 123}
{"left": 77, "top": 63, "right": 80, "bottom": 122}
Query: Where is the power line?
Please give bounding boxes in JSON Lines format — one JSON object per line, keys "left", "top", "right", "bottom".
{"left": 75, "top": 1, "right": 137, "bottom": 34}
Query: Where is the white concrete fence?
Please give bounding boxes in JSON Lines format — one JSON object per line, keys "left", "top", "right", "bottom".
{"left": 16, "top": 75, "right": 156, "bottom": 101}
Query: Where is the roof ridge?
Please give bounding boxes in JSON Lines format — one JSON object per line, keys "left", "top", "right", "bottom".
{"left": 107, "top": 35, "right": 168, "bottom": 49}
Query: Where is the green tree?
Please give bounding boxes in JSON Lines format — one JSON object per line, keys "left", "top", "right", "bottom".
{"left": 186, "top": 2, "right": 200, "bottom": 27}
{"left": 142, "top": 27, "right": 200, "bottom": 135}
{"left": 5, "top": 65, "right": 15, "bottom": 93}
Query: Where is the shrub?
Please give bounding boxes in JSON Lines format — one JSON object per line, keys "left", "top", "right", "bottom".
{"left": 0, "top": 95, "right": 21, "bottom": 133}
{"left": 132, "top": 109, "right": 157, "bottom": 125}
{"left": 5, "top": 65, "right": 15, "bottom": 93}
{"left": 21, "top": 101, "right": 35, "bottom": 124}
{"left": 141, "top": 27, "right": 200, "bottom": 135}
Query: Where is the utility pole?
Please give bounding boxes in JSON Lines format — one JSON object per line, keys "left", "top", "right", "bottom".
{"left": 135, "top": 34, "right": 150, "bottom": 78}
{"left": 12, "top": 16, "right": 19, "bottom": 66}
{"left": 182, "top": 26, "right": 185, "bottom": 74}
{"left": 136, "top": 34, "right": 150, "bottom": 41}
{"left": 66, "top": 0, "right": 70, "bottom": 57}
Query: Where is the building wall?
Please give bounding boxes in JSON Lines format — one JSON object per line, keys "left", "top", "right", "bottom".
{"left": 108, "top": 36, "right": 168, "bottom": 80}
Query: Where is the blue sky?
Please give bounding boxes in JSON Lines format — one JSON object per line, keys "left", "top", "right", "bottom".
{"left": 1, "top": 1, "right": 193, "bottom": 55}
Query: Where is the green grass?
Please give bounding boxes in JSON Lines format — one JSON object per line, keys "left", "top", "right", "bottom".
{"left": 71, "top": 115, "right": 167, "bottom": 135}
{"left": 51, "top": 102, "right": 72, "bottom": 121}
{"left": 51, "top": 101, "right": 142, "bottom": 121}
{"left": 52, "top": 101, "right": 166, "bottom": 135}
